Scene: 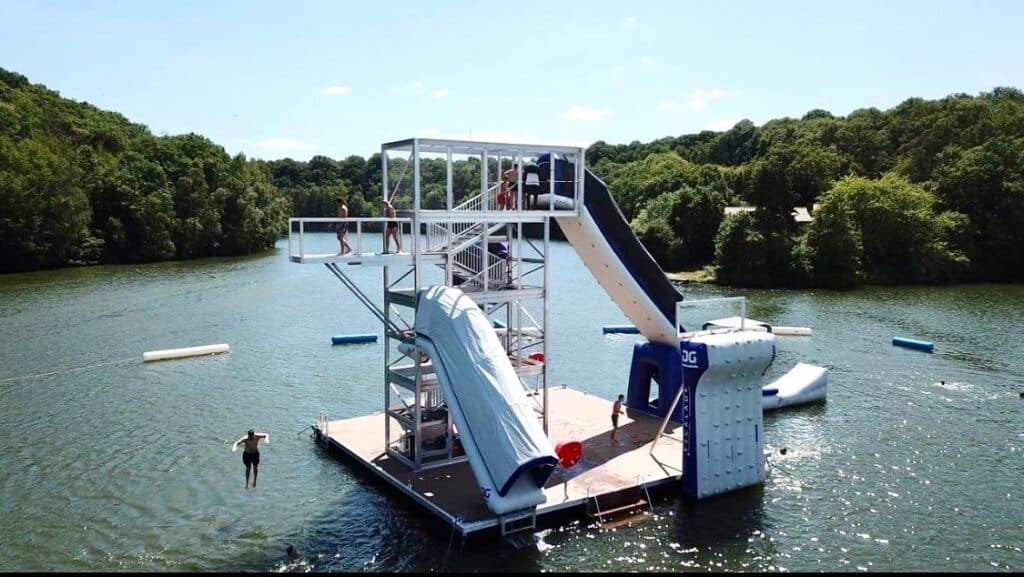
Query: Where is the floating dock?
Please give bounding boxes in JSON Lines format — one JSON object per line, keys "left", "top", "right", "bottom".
{"left": 313, "top": 386, "right": 682, "bottom": 538}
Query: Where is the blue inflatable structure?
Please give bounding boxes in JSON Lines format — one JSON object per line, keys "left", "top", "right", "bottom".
{"left": 892, "top": 336, "right": 934, "bottom": 353}
{"left": 331, "top": 334, "right": 378, "bottom": 345}
{"left": 625, "top": 342, "right": 684, "bottom": 422}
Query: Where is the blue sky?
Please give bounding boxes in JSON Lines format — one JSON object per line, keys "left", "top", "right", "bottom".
{"left": 3, "top": 0, "right": 1022, "bottom": 160}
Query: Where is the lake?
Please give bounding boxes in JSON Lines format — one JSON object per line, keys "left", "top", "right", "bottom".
{"left": 0, "top": 234, "right": 1021, "bottom": 572}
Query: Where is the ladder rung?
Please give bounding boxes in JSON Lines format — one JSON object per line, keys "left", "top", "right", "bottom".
{"left": 596, "top": 499, "right": 648, "bottom": 517}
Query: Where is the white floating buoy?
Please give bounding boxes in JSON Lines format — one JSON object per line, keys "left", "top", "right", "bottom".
{"left": 142, "top": 343, "right": 230, "bottom": 362}
{"left": 772, "top": 326, "right": 813, "bottom": 336}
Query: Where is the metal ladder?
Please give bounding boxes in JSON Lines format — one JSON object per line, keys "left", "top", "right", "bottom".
{"left": 586, "top": 482, "right": 654, "bottom": 528}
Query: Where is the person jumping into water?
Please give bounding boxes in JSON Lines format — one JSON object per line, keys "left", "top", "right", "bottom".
{"left": 232, "top": 429, "right": 269, "bottom": 489}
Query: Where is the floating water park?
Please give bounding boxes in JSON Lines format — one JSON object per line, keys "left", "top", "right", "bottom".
{"left": 288, "top": 138, "right": 829, "bottom": 544}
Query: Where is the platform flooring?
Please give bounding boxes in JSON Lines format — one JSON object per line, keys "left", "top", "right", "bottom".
{"left": 313, "top": 386, "right": 683, "bottom": 536}
{"left": 289, "top": 250, "right": 445, "bottom": 266}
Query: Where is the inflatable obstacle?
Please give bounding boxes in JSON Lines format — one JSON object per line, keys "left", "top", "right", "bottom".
{"left": 892, "top": 336, "right": 934, "bottom": 353}
{"left": 331, "top": 334, "right": 378, "bottom": 345}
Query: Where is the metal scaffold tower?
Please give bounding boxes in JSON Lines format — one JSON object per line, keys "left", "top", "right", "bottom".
{"left": 288, "top": 138, "right": 585, "bottom": 472}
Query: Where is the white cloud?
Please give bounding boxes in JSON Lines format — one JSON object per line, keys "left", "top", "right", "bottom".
{"left": 322, "top": 85, "right": 349, "bottom": 96}
{"left": 432, "top": 89, "right": 449, "bottom": 98}
{"left": 251, "top": 138, "right": 314, "bottom": 152}
{"left": 703, "top": 119, "right": 739, "bottom": 132}
{"left": 685, "top": 88, "right": 726, "bottom": 109}
{"left": 567, "top": 105, "right": 614, "bottom": 122}
{"left": 410, "top": 80, "right": 423, "bottom": 89}
{"left": 640, "top": 56, "right": 656, "bottom": 67}
{"left": 622, "top": 16, "right": 638, "bottom": 29}
{"left": 389, "top": 84, "right": 402, "bottom": 92}
{"left": 659, "top": 88, "right": 729, "bottom": 111}
{"left": 693, "top": 88, "right": 726, "bottom": 100}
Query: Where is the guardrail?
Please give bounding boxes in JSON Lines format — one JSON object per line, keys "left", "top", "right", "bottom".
{"left": 288, "top": 217, "right": 413, "bottom": 260}
{"left": 676, "top": 296, "right": 747, "bottom": 336}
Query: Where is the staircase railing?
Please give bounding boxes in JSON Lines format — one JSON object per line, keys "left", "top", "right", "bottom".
{"left": 459, "top": 251, "right": 509, "bottom": 290}
{"left": 453, "top": 183, "right": 501, "bottom": 212}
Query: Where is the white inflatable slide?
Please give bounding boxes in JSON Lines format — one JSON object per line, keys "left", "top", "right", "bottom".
{"left": 762, "top": 362, "right": 829, "bottom": 411}
{"left": 413, "top": 286, "right": 558, "bottom": 515}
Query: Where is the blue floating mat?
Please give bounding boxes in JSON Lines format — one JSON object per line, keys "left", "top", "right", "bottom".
{"left": 892, "top": 336, "right": 934, "bottom": 353}
{"left": 603, "top": 325, "right": 640, "bottom": 334}
{"left": 331, "top": 334, "right": 378, "bottom": 345}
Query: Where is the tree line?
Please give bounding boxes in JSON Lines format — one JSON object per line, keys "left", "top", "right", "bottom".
{"left": 0, "top": 68, "right": 288, "bottom": 273}
{"left": 3, "top": 66, "right": 1022, "bottom": 288}
{"left": 588, "top": 89, "right": 1024, "bottom": 287}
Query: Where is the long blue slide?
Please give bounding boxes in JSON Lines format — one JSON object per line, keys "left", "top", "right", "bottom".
{"left": 540, "top": 156, "right": 684, "bottom": 345}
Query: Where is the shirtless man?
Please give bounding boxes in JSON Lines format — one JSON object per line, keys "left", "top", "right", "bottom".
{"left": 232, "top": 429, "right": 269, "bottom": 489}
{"left": 502, "top": 164, "right": 520, "bottom": 209}
{"left": 382, "top": 200, "right": 401, "bottom": 253}
{"left": 335, "top": 198, "right": 351, "bottom": 255}
{"left": 610, "top": 394, "right": 624, "bottom": 444}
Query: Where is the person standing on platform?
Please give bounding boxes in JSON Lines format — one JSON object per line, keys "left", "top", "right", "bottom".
{"left": 610, "top": 394, "right": 624, "bottom": 444}
{"left": 498, "top": 175, "right": 509, "bottom": 210}
{"left": 502, "top": 163, "right": 520, "bottom": 210}
{"left": 523, "top": 162, "right": 542, "bottom": 209}
{"left": 382, "top": 199, "right": 401, "bottom": 253}
{"left": 335, "top": 198, "right": 351, "bottom": 255}
{"left": 232, "top": 429, "right": 269, "bottom": 489}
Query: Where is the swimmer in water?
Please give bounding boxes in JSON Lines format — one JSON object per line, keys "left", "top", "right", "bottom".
{"left": 232, "top": 429, "right": 269, "bottom": 489}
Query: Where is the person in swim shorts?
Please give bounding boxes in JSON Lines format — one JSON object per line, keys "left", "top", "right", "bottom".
{"left": 232, "top": 429, "right": 269, "bottom": 489}
{"left": 382, "top": 200, "right": 401, "bottom": 253}
{"left": 610, "top": 394, "right": 624, "bottom": 444}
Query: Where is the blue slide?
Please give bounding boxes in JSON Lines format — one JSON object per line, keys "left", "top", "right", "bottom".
{"left": 539, "top": 155, "right": 684, "bottom": 345}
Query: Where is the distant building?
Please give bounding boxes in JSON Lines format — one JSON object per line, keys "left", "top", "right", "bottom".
{"left": 723, "top": 206, "right": 814, "bottom": 224}
{"left": 723, "top": 206, "right": 756, "bottom": 216}
{"left": 792, "top": 207, "right": 812, "bottom": 224}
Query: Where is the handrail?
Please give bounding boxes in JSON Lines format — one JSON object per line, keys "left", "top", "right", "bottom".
{"left": 650, "top": 383, "right": 687, "bottom": 455}
{"left": 437, "top": 223, "right": 485, "bottom": 250}
{"left": 460, "top": 252, "right": 508, "bottom": 288}
{"left": 452, "top": 183, "right": 500, "bottom": 211}
{"left": 289, "top": 217, "right": 412, "bottom": 223}
{"left": 637, "top": 474, "right": 655, "bottom": 515}
{"left": 676, "top": 296, "right": 747, "bottom": 336}
{"left": 288, "top": 216, "right": 413, "bottom": 260}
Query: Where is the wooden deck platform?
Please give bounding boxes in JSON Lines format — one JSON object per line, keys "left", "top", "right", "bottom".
{"left": 313, "top": 386, "right": 683, "bottom": 536}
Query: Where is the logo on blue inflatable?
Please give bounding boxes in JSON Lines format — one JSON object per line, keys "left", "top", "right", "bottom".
{"left": 680, "top": 342, "right": 707, "bottom": 369}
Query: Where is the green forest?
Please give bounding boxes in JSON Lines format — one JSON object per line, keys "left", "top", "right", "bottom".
{"left": 0, "top": 68, "right": 288, "bottom": 272}
{"left": 2, "top": 66, "right": 1022, "bottom": 288}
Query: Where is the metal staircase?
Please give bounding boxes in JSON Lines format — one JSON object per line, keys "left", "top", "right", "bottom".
{"left": 425, "top": 185, "right": 513, "bottom": 290}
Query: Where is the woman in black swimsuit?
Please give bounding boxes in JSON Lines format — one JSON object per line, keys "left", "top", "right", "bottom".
{"left": 232, "top": 429, "right": 269, "bottom": 489}
{"left": 335, "top": 198, "right": 351, "bottom": 255}
{"left": 382, "top": 200, "right": 401, "bottom": 253}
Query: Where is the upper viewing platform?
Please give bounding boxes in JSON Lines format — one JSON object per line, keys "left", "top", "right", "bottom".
{"left": 380, "top": 137, "right": 586, "bottom": 221}
{"left": 288, "top": 137, "right": 588, "bottom": 265}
